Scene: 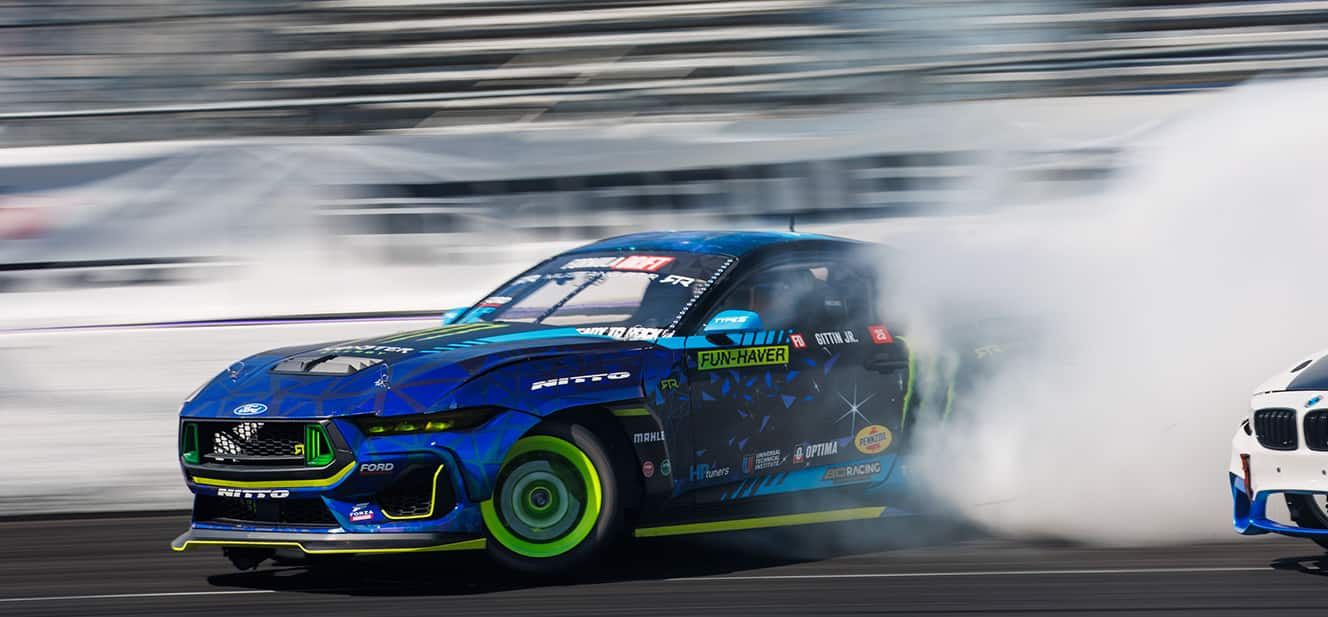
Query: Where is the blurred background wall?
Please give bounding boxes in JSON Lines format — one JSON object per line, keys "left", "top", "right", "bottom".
{"left": 2, "top": 0, "right": 1325, "bottom": 511}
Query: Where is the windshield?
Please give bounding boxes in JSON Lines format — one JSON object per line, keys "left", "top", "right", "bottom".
{"left": 463, "top": 251, "right": 733, "bottom": 339}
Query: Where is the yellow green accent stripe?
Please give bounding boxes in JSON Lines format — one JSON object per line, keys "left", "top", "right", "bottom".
{"left": 898, "top": 336, "right": 915, "bottom": 428}
{"left": 190, "top": 462, "right": 355, "bottom": 489}
{"left": 414, "top": 323, "right": 505, "bottom": 342}
{"left": 380, "top": 465, "right": 445, "bottom": 521}
{"left": 611, "top": 407, "right": 651, "bottom": 417}
{"left": 172, "top": 537, "right": 486, "bottom": 555}
{"left": 632, "top": 506, "right": 886, "bottom": 538}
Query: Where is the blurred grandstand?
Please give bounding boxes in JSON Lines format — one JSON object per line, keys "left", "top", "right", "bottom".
{"left": 1, "top": 0, "right": 1325, "bottom": 293}
{"left": 6, "top": 0, "right": 1328, "bottom": 145}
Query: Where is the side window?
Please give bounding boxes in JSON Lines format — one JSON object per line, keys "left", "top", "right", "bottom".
{"left": 702, "top": 260, "right": 876, "bottom": 332}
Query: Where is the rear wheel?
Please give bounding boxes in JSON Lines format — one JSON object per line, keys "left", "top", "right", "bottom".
{"left": 1284, "top": 494, "right": 1328, "bottom": 549}
{"left": 481, "top": 424, "right": 620, "bottom": 575}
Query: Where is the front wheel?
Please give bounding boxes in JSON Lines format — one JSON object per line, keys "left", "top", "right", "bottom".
{"left": 481, "top": 424, "right": 621, "bottom": 575}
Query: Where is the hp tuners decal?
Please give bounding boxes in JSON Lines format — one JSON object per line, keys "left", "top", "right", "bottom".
{"left": 696, "top": 345, "right": 789, "bottom": 371}
{"left": 231, "top": 403, "right": 268, "bottom": 416}
{"left": 855, "top": 425, "right": 893, "bottom": 455}
{"left": 530, "top": 371, "right": 631, "bottom": 391}
{"left": 689, "top": 463, "right": 731, "bottom": 481}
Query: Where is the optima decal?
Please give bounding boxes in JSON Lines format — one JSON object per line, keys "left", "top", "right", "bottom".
{"left": 530, "top": 371, "right": 631, "bottom": 391}
{"left": 696, "top": 345, "right": 789, "bottom": 371}
{"left": 855, "top": 425, "right": 893, "bottom": 455}
{"left": 792, "top": 440, "right": 838, "bottom": 464}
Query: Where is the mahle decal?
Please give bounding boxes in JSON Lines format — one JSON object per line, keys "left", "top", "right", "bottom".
{"left": 855, "top": 425, "right": 893, "bottom": 455}
{"left": 696, "top": 345, "right": 789, "bottom": 371}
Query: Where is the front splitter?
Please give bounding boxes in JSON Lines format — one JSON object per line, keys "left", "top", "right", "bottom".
{"left": 171, "top": 527, "right": 485, "bottom": 554}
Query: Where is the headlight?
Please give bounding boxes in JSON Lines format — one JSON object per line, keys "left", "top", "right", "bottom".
{"left": 353, "top": 407, "right": 499, "bottom": 436}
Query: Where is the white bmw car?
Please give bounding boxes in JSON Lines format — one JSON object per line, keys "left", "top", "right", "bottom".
{"left": 1232, "top": 350, "right": 1328, "bottom": 547}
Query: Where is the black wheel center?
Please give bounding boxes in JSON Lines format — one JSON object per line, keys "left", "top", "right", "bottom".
{"left": 530, "top": 487, "right": 552, "bottom": 509}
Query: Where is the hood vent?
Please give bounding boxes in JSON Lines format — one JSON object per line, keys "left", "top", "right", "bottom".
{"left": 272, "top": 353, "right": 383, "bottom": 376}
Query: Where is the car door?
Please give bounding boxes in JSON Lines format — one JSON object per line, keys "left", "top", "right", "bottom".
{"left": 683, "top": 253, "right": 909, "bottom": 502}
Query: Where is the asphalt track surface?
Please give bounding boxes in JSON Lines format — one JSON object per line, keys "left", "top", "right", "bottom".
{"left": 5, "top": 514, "right": 1328, "bottom": 616}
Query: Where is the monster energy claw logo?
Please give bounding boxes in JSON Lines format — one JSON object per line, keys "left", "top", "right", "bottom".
{"left": 696, "top": 345, "right": 789, "bottom": 371}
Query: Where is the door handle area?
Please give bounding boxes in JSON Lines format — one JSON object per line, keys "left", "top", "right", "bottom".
{"left": 866, "top": 355, "right": 908, "bottom": 373}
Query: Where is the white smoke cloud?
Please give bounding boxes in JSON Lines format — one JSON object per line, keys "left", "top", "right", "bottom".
{"left": 885, "top": 77, "right": 1328, "bottom": 544}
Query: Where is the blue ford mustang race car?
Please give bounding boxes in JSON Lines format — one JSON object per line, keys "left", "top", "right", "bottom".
{"left": 172, "top": 231, "right": 978, "bottom": 573}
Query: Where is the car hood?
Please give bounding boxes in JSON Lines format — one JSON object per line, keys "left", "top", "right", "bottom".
{"left": 181, "top": 321, "right": 642, "bottom": 419}
{"left": 1254, "top": 346, "right": 1328, "bottom": 396}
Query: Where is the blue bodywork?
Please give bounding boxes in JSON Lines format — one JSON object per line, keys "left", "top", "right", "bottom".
{"left": 175, "top": 231, "right": 914, "bottom": 551}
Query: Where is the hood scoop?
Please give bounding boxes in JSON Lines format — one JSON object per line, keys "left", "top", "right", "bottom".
{"left": 272, "top": 353, "right": 383, "bottom": 376}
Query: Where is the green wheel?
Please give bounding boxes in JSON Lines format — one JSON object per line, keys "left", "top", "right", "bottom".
{"left": 482, "top": 424, "right": 621, "bottom": 574}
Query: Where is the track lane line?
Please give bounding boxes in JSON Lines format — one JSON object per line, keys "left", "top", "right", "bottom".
{"left": 0, "top": 566, "right": 1274, "bottom": 603}
{"left": 0, "top": 590, "right": 277, "bottom": 603}
{"left": 667, "top": 566, "right": 1271, "bottom": 582}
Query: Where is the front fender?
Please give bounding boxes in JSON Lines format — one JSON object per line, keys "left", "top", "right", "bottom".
{"left": 436, "top": 350, "right": 647, "bottom": 417}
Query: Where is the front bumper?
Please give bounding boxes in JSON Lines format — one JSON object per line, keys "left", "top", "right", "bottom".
{"left": 175, "top": 411, "right": 541, "bottom": 553}
{"left": 1230, "top": 397, "right": 1328, "bottom": 536}
{"left": 171, "top": 527, "right": 484, "bottom": 554}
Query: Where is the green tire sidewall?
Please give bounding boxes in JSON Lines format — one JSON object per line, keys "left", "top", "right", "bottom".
{"left": 482, "top": 434, "right": 603, "bottom": 559}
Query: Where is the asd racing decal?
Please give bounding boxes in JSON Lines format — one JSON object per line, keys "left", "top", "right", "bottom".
{"left": 821, "top": 461, "right": 882, "bottom": 484}
{"left": 855, "top": 425, "right": 893, "bottom": 455}
{"left": 697, "top": 345, "right": 789, "bottom": 371}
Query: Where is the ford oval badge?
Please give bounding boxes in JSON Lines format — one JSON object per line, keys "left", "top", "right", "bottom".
{"left": 232, "top": 403, "right": 268, "bottom": 416}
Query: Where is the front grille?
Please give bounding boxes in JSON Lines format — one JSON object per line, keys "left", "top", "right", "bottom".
{"left": 377, "top": 465, "right": 455, "bottom": 520}
{"left": 195, "top": 495, "right": 339, "bottom": 527}
{"left": 186, "top": 420, "right": 335, "bottom": 467}
{"left": 1255, "top": 408, "right": 1298, "bottom": 451}
{"left": 1306, "top": 411, "right": 1328, "bottom": 451}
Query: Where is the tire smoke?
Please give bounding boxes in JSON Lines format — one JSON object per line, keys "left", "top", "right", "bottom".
{"left": 885, "top": 78, "right": 1328, "bottom": 544}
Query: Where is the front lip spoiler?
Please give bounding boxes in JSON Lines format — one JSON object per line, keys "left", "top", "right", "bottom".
{"left": 171, "top": 527, "right": 485, "bottom": 554}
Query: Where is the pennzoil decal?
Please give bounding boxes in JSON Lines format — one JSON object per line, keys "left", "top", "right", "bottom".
{"left": 696, "top": 345, "right": 789, "bottom": 371}
{"left": 855, "top": 425, "right": 893, "bottom": 454}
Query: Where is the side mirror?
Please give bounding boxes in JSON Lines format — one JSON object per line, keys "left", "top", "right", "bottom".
{"left": 440, "top": 307, "right": 466, "bottom": 325}
{"left": 703, "top": 310, "right": 763, "bottom": 344}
